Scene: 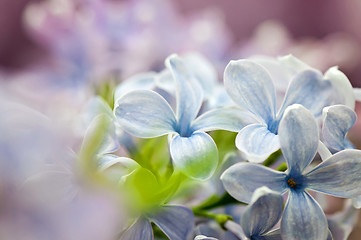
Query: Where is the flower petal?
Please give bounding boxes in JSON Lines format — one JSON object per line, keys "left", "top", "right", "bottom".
{"left": 278, "top": 104, "right": 319, "bottom": 174}
{"left": 277, "top": 69, "right": 332, "bottom": 119}
{"left": 241, "top": 187, "right": 283, "bottom": 237}
{"left": 324, "top": 66, "right": 355, "bottom": 109}
{"left": 224, "top": 60, "right": 276, "bottom": 123}
{"left": 235, "top": 124, "right": 280, "bottom": 163}
{"left": 354, "top": 88, "right": 361, "bottom": 102}
{"left": 114, "top": 72, "right": 156, "bottom": 102}
{"left": 220, "top": 163, "right": 287, "bottom": 203}
{"left": 322, "top": 105, "right": 356, "bottom": 151}
{"left": 281, "top": 191, "right": 328, "bottom": 240}
{"left": 120, "top": 218, "right": 153, "bottom": 240}
{"left": 114, "top": 90, "right": 176, "bottom": 138}
{"left": 183, "top": 52, "right": 218, "bottom": 99}
{"left": 170, "top": 132, "right": 218, "bottom": 180}
{"left": 149, "top": 205, "right": 194, "bottom": 240}
{"left": 261, "top": 228, "right": 282, "bottom": 240}
{"left": 224, "top": 220, "right": 248, "bottom": 239}
{"left": 191, "top": 107, "right": 258, "bottom": 133}
{"left": 305, "top": 149, "right": 361, "bottom": 199}
{"left": 194, "top": 236, "right": 219, "bottom": 240}
{"left": 165, "top": 54, "right": 203, "bottom": 133}
{"left": 98, "top": 155, "right": 139, "bottom": 171}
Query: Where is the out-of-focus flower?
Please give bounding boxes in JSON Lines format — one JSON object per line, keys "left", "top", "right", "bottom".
{"left": 23, "top": 0, "right": 231, "bottom": 87}
{"left": 237, "top": 20, "right": 361, "bottom": 73}
{"left": 0, "top": 96, "right": 122, "bottom": 240}
{"left": 221, "top": 104, "right": 361, "bottom": 239}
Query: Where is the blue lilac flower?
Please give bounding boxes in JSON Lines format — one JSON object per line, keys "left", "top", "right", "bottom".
{"left": 224, "top": 57, "right": 334, "bottom": 162}
{"left": 114, "top": 54, "right": 254, "bottom": 180}
{"left": 221, "top": 104, "right": 361, "bottom": 240}
{"left": 120, "top": 205, "right": 194, "bottom": 240}
{"left": 194, "top": 187, "right": 284, "bottom": 240}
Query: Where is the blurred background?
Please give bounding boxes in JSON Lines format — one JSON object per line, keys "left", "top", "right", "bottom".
{"left": 1, "top": 0, "right": 360, "bottom": 238}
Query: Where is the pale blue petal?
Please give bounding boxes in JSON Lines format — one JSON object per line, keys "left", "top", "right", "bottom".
{"left": 281, "top": 191, "right": 328, "bottom": 240}
{"left": 194, "top": 235, "right": 219, "bottom": 240}
{"left": 114, "top": 72, "right": 156, "bottom": 101}
{"left": 278, "top": 104, "right": 319, "bottom": 174}
{"left": 277, "top": 69, "right": 332, "bottom": 119}
{"left": 149, "top": 205, "right": 194, "bottom": 240}
{"left": 261, "top": 228, "right": 282, "bottom": 240}
{"left": 324, "top": 67, "right": 355, "bottom": 109}
{"left": 170, "top": 132, "right": 218, "bottom": 180}
{"left": 322, "top": 105, "right": 356, "bottom": 151}
{"left": 304, "top": 149, "right": 361, "bottom": 199}
{"left": 86, "top": 96, "right": 114, "bottom": 121}
{"left": 224, "top": 60, "right": 276, "bottom": 123}
{"left": 220, "top": 163, "right": 287, "bottom": 203}
{"left": 155, "top": 69, "right": 175, "bottom": 94}
{"left": 195, "top": 223, "right": 222, "bottom": 239}
{"left": 241, "top": 187, "right": 283, "bottom": 237}
{"left": 224, "top": 220, "right": 248, "bottom": 240}
{"left": 114, "top": 90, "right": 176, "bottom": 138}
{"left": 98, "top": 155, "right": 139, "bottom": 171}
{"left": 278, "top": 54, "right": 312, "bottom": 74}
{"left": 191, "top": 107, "right": 258, "bottom": 132}
{"left": 165, "top": 55, "right": 203, "bottom": 135}
{"left": 317, "top": 141, "right": 332, "bottom": 161}
{"left": 354, "top": 88, "right": 361, "bottom": 102}
{"left": 235, "top": 124, "right": 280, "bottom": 163}
{"left": 120, "top": 218, "right": 153, "bottom": 240}
{"left": 84, "top": 114, "right": 119, "bottom": 155}
{"left": 206, "top": 86, "right": 234, "bottom": 109}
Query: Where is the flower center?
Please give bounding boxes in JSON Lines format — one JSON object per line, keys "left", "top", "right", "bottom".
{"left": 287, "top": 178, "right": 296, "bottom": 188}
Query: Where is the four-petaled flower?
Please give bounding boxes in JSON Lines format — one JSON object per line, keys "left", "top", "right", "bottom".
{"left": 114, "top": 54, "right": 253, "bottom": 180}
{"left": 224, "top": 59, "right": 334, "bottom": 162}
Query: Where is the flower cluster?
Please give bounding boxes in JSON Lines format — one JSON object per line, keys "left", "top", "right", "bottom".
{"left": 107, "top": 53, "right": 361, "bottom": 239}
{"left": 2, "top": 1, "right": 361, "bottom": 239}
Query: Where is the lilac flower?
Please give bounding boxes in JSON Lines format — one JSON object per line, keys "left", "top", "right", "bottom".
{"left": 120, "top": 205, "right": 194, "bottom": 240}
{"left": 114, "top": 54, "right": 253, "bottom": 180}
{"left": 195, "top": 187, "right": 284, "bottom": 240}
{"left": 224, "top": 58, "right": 334, "bottom": 162}
{"left": 221, "top": 104, "right": 361, "bottom": 239}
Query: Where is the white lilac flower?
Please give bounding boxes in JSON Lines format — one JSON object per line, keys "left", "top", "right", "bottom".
{"left": 194, "top": 187, "right": 284, "bottom": 240}
{"left": 322, "top": 104, "right": 357, "bottom": 151}
{"left": 224, "top": 58, "right": 334, "bottom": 162}
{"left": 221, "top": 104, "right": 361, "bottom": 240}
{"left": 114, "top": 54, "right": 254, "bottom": 180}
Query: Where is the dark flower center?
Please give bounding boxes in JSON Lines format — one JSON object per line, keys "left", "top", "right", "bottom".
{"left": 287, "top": 178, "right": 297, "bottom": 188}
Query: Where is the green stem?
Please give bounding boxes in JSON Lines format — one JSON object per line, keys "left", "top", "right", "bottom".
{"left": 276, "top": 162, "right": 288, "bottom": 171}
{"left": 192, "top": 209, "right": 233, "bottom": 229}
{"left": 263, "top": 149, "right": 282, "bottom": 167}
{"left": 192, "top": 192, "right": 246, "bottom": 211}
